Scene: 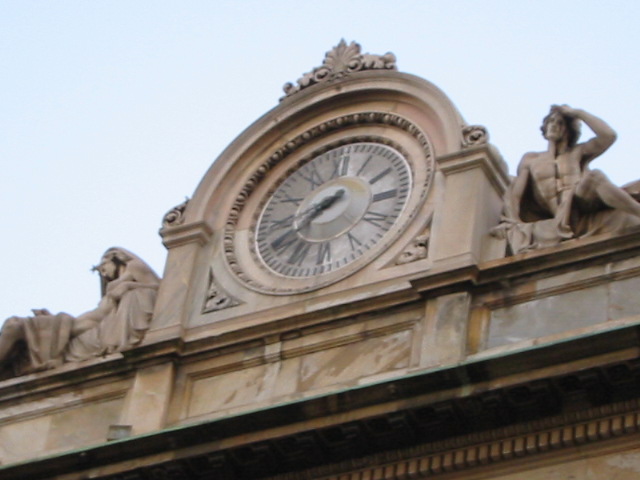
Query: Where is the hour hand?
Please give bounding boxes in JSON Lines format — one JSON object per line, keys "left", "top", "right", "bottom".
{"left": 314, "top": 188, "right": 345, "bottom": 211}
{"left": 295, "top": 189, "right": 345, "bottom": 231}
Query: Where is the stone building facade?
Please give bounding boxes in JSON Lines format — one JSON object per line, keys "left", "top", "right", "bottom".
{"left": 2, "top": 41, "right": 640, "bottom": 479}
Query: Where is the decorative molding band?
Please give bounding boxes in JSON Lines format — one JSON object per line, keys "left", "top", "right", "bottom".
{"left": 477, "top": 228, "right": 640, "bottom": 290}
{"left": 480, "top": 262, "right": 640, "bottom": 310}
{"left": 160, "top": 221, "right": 214, "bottom": 249}
{"left": 223, "top": 111, "right": 434, "bottom": 294}
{"left": 0, "top": 387, "right": 130, "bottom": 428}
{"left": 267, "top": 399, "right": 640, "bottom": 480}
{"left": 436, "top": 145, "right": 509, "bottom": 195}
{"left": 184, "top": 317, "right": 418, "bottom": 383}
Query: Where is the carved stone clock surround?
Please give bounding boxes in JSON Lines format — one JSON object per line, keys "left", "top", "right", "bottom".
{"left": 223, "top": 111, "right": 435, "bottom": 294}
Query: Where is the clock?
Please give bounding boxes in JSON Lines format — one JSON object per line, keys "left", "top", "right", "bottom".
{"left": 223, "top": 112, "right": 434, "bottom": 295}
{"left": 255, "top": 142, "right": 411, "bottom": 278}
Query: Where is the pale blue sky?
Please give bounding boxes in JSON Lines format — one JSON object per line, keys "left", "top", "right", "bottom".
{"left": 2, "top": 1, "right": 640, "bottom": 321}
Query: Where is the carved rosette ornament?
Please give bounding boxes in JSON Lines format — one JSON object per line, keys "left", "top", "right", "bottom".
{"left": 162, "top": 198, "right": 189, "bottom": 228}
{"left": 462, "top": 125, "right": 489, "bottom": 148}
{"left": 282, "top": 40, "right": 397, "bottom": 98}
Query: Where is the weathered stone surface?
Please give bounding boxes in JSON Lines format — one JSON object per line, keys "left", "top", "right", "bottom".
{"left": 4, "top": 43, "right": 640, "bottom": 480}
{"left": 486, "top": 258, "right": 640, "bottom": 349}
{"left": 488, "top": 286, "right": 608, "bottom": 347}
{"left": 282, "top": 39, "right": 396, "bottom": 98}
{"left": 421, "top": 293, "right": 470, "bottom": 366}
{"left": 298, "top": 329, "right": 412, "bottom": 391}
{"left": 492, "top": 448, "right": 640, "bottom": 480}
{"left": 492, "top": 105, "right": 640, "bottom": 254}
{"left": 0, "top": 396, "right": 124, "bottom": 464}
{"left": 0, "top": 416, "right": 50, "bottom": 464}
{"left": 183, "top": 311, "right": 417, "bottom": 421}
{"left": 0, "top": 248, "right": 160, "bottom": 376}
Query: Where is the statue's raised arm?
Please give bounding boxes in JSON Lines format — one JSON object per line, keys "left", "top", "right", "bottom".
{"left": 494, "top": 105, "right": 640, "bottom": 254}
{"left": 552, "top": 105, "right": 616, "bottom": 169}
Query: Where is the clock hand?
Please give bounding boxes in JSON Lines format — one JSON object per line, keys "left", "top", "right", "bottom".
{"left": 315, "top": 188, "right": 345, "bottom": 210}
{"left": 292, "top": 198, "right": 326, "bottom": 223}
{"left": 294, "top": 189, "right": 345, "bottom": 231}
{"left": 294, "top": 189, "right": 345, "bottom": 220}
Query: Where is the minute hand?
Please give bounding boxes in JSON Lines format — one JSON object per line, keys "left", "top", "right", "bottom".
{"left": 295, "top": 189, "right": 345, "bottom": 231}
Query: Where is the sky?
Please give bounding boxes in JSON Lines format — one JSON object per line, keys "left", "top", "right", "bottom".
{"left": 1, "top": 0, "right": 640, "bottom": 322}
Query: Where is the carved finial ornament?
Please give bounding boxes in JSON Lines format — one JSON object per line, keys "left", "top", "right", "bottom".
{"left": 282, "top": 40, "right": 397, "bottom": 99}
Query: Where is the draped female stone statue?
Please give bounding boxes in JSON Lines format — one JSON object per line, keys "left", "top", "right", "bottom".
{"left": 0, "top": 247, "right": 160, "bottom": 376}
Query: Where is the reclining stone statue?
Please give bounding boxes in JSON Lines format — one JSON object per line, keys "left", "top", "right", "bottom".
{"left": 493, "top": 105, "right": 640, "bottom": 253}
{"left": 0, "top": 247, "right": 160, "bottom": 376}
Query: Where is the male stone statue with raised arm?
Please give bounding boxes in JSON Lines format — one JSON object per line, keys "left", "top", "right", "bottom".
{"left": 495, "top": 105, "right": 640, "bottom": 253}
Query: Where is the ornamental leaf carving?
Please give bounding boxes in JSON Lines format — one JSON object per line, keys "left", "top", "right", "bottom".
{"left": 203, "top": 268, "right": 241, "bottom": 313}
{"left": 462, "top": 125, "right": 489, "bottom": 148}
{"left": 282, "top": 40, "right": 397, "bottom": 99}
{"left": 396, "top": 212, "right": 432, "bottom": 265}
{"left": 324, "top": 39, "right": 361, "bottom": 73}
{"left": 162, "top": 198, "right": 189, "bottom": 228}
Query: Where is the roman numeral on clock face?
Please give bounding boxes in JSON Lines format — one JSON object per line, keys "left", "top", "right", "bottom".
{"left": 347, "top": 232, "right": 362, "bottom": 250}
{"left": 263, "top": 215, "right": 294, "bottom": 234}
{"left": 372, "top": 189, "right": 397, "bottom": 202}
{"left": 276, "top": 192, "right": 304, "bottom": 206}
{"left": 329, "top": 155, "right": 350, "bottom": 179}
{"left": 297, "top": 163, "right": 325, "bottom": 189}
{"left": 255, "top": 142, "right": 413, "bottom": 280}
{"left": 369, "top": 167, "right": 392, "bottom": 185}
{"left": 316, "top": 242, "right": 331, "bottom": 264}
{"left": 288, "top": 240, "right": 312, "bottom": 266}
{"left": 271, "top": 229, "right": 298, "bottom": 254}
{"left": 362, "top": 211, "right": 389, "bottom": 228}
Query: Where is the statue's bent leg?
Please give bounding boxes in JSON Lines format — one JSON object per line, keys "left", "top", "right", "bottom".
{"left": 581, "top": 170, "right": 640, "bottom": 218}
{"left": 554, "top": 189, "right": 575, "bottom": 238}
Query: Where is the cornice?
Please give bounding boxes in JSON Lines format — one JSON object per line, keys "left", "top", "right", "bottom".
{"left": 3, "top": 325, "right": 640, "bottom": 479}
{"left": 477, "top": 226, "right": 640, "bottom": 287}
{"left": 159, "top": 220, "right": 214, "bottom": 249}
{"left": 435, "top": 143, "right": 509, "bottom": 195}
{"left": 268, "top": 401, "right": 640, "bottom": 480}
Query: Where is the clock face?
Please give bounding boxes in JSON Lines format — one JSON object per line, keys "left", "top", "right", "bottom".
{"left": 255, "top": 142, "right": 412, "bottom": 279}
